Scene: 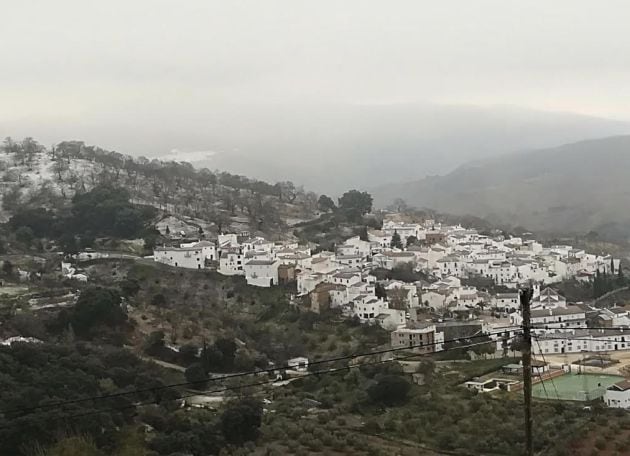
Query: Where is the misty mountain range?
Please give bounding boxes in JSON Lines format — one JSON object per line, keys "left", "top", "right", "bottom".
{"left": 5, "top": 103, "right": 630, "bottom": 194}
{"left": 373, "top": 135, "right": 630, "bottom": 240}
{"left": 181, "top": 103, "right": 630, "bottom": 194}
{"left": 5, "top": 102, "right": 630, "bottom": 238}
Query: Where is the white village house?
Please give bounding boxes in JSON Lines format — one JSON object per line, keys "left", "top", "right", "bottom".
{"left": 154, "top": 246, "right": 206, "bottom": 269}
{"left": 243, "top": 259, "right": 280, "bottom": 287}
{"left": 605, "top": 380, "right": 630, "bottom": 409}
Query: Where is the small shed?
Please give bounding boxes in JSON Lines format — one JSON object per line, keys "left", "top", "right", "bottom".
{"left": 287, "top": 356, "right": 309, "bottom": 372}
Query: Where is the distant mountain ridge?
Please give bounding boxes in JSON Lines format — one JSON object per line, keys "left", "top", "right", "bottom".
{"left": 5, "top": 102, "right": 630, "bottom": 194}
{"left": 372, "top": 135, "right": 630, "bottom": 240}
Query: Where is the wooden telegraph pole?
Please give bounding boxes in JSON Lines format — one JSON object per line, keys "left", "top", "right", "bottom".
{"left": 520, "top": 287, "right": 533, "bottom": 456}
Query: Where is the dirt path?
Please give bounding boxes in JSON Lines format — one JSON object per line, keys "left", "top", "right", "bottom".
{"left": 137, "top": 354, "right": 186, "bottom": 372}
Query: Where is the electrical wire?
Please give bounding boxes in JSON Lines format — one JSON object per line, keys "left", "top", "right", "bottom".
{"left": 0, "top": 337, "right": 515, "bottom": 431}
{"left": 532, "top": 335, "right": 561, "bottom": 401}
{"left": 0, "top": 330, "right": 512, "bottom": 419}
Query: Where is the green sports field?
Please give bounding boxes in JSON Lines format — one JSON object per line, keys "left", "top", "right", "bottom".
{"left": 532, "top": 373, "right": 624, "bottom": 401}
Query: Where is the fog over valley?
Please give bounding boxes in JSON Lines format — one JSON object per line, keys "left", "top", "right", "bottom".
{"left": 4, "top": 102, "right": 630, "bottom": 195}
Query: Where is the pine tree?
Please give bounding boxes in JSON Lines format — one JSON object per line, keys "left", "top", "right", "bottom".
{"left": 593, "top": 269, "right": 602, "bottom": 298}
{"left": 391, "top": 230, "right": 403, "bottom": 249}
{"left": 375, "top": 282, "right": 387, "bottom": 300}
{"left": 617, "top": 265, "right": 626, "bottom": 287}
{"left": 359, "top": 226, "right": 369, "bottom": 242}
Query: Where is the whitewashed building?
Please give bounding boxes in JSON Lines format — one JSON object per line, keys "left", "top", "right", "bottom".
{"left": 218, "top": 247, "right": 245, "bottom": 276}
{"left": 390, "top": 323, "right": 444, "bottom": 352}
{"left": 180, "top": 240, "right": 217, "bottom": 261}
{"left": 367, "top": 230, "right": 392, "bottom": 251}
{"left": 297, "top": 272, "right": 326, "bottom": 295}
{"left": 493, "top": 293, "right": 520, "bottom": 312}
{"left": 353, "top": 296, "right": 388, "bottom": 322}
{"left": 154, "top": 246, "right": 206, "bottom": 269}
{"left": 533, "top": 329, "right": 630, "bottom": 355}
{"left": 605, "top": 380, "right": 630, "bottom": 409}
{"left": 244, "top": 259, "right": 280, "bottom": 287}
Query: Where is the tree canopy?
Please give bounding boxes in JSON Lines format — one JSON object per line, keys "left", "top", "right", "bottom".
{"left": 71, "top": 184, "right": 157, "bottom": 238}
{"left": 338, "top": 190, "right": 373, "bottom": 216}
{"left": 391, "top": 230, "right": 403, "bottom": 249}
{"left": 318, "top": 194, "right": 336, "bottom": 212}
{"left": 367, "top": 375, "right": 411, "bottom": 406}
{"left": 62, "top": 287, "right": 127, "bottom": 337}
{"left": 220, "top": 397, "right": 263, "bottom": 444}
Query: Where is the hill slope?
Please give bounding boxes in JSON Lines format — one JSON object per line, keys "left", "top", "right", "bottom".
{"left": 0, "top": 138, "right": 319, "bottom": 239}
{"left": 373, "top": 135, "right": 630, "bottom": 239}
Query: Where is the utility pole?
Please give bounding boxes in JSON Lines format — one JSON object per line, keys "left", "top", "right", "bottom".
{"left": 520, "top": 287, "right": 533, "bottom": 456}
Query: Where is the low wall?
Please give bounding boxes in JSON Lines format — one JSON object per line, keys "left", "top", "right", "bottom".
{"left": 509, "top": 369, "right": 565, "bottom": 392}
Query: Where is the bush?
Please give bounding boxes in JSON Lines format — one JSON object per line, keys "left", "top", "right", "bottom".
{"left": 221, "top": 397, "right": 263, "bottom": 444}
{"left": 367, "top": 375, "right": 411, "bottom": 406}
{"left": 64, "top": 287, "right": 126, "bottom": 337}
{"left": 185, "top": 362, "right": 208, "bottom": 389}
{"left": 363, "top": 420, "right": 381, "bottom": 433}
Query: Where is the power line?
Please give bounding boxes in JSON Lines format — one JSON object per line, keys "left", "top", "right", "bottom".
{"left": 0, "top": 337, "right": 516, "bottom": 431}
{"left": 530, "top": 325, "right": 630, "bottom": 331}
{"left": 532, "top": 336, "right": 561, "bottom": 401}
{"left": 0, "top": 330, "right": 512, "bottom": 419}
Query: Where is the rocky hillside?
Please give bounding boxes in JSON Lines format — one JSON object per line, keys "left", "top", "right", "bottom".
{"left": 0, "top": 137, "right": 319, "bottom": 239}
{"left": 373, "top": 135, "right": 630, "bottom": 240}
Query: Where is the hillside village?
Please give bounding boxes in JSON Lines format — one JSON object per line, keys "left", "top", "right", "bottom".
{"left": 4, "top": 138, "right": 630, "bottom": 455}
{"left": 151, "top": 214, "right": 630, "bottom": 366}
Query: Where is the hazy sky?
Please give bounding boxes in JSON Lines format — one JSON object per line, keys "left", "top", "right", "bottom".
{"left": 3, "top": 0, "right": 630, "bottom": 125}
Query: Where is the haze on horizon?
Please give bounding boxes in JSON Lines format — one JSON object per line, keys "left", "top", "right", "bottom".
{"left": 3, "top": 0, "right": 630, "bottom": 192}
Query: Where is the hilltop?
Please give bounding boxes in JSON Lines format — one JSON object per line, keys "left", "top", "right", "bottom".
{"left": 0, "top": 137, "right": 319, "bottom": 241}
{"left": 373, "top": 135, "right": 630, "bottom": 241}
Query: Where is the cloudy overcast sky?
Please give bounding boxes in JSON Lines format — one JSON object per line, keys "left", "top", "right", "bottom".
{"left": 3, "top": 0, "right": 630, "bottom": 120}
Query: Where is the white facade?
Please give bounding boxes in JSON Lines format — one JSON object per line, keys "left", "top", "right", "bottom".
{"left": 219, "top": 248, "right": 245, "bottom": 276}
{"left": 242, "top": 237, "right": 274, "bottom": 256}
{"left": 368, "top": 230, "right": 392, "bottom": 251}
{"left": 353, "top": 297, "right": 388, "bottom": 322}
{"left": 244, "top": 259, "right": 280, "bottom": 287}
{"left": 493, "top": 293, "right": 519, "bottom": 312}
{"left": 179, "top": 240, "right": 217, "bottom": 261}
{"left": 605, "top": 381, "right": 630, "bottom": 409}
{"left": 421, "top": 290, "right": 449, "bottom": 310}
{"left": 391, "top": 324, "right": 444, "bottom": 352}
{"left": 218, "top": 233, "right": 239, "bottom": 247}
{"left": 154, "top": 246, "right": 205, "bottom": 269}
{"left": 375, "top": 308, "right": 406, "bottom": 330}
{"left": 533, "top": 329, "right": 630, "bottom": 355}
{"left": 297, "top": 272, "right": 326, "bottom": 295}
{"left": 437, "top": 255, "right": 466, "bottom": 278}
{"left": 287, "top": 356, "right": 309, "bottom": 372}
{"left": 382, "top": 221, "right": 422, "bottom": 246}
{"left": 531, "top": 287, "right": 567, "bottom": 310}
{"left": 335, "top": 254, "right": 367, "bottom": 268}
{"left": 338, "top": 236, "right": 372, "bottom": 258}
{"left": 328, "top": 271, "right": 362, "bottom": 287}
